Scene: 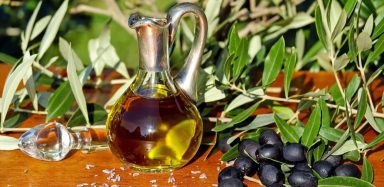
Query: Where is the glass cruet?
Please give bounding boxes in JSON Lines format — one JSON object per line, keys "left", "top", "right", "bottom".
{"left": 106, "top": 3, "right": 208, "bottom": 172}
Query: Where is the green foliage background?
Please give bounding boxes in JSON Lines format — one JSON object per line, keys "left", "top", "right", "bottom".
{"left": 0, "top": 0, "right": 384, "bottom": 185}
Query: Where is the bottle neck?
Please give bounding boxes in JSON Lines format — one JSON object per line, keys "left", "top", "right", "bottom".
{"left": 131, "top": 69, "right": 177, "bottom": 98}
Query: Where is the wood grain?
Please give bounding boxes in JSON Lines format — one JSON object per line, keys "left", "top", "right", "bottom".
{"left": 0, "top": 64, "right": 383, "bottom": 187}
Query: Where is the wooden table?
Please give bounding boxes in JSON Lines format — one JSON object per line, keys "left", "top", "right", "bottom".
{"left": 0, "top": 64, "right": 383, "bottom": 187}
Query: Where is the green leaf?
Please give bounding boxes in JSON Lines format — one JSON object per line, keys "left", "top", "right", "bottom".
{"left": 0, "top": 135, "right": 19, "bottom": 150}
{"left": 319, "top": 127, "right": 344, "bottom": 142}
{"left": 367, "top": 34, "right": 384, "bottom": 64}
{"left": 59, "top": 38, "right": 84, "bottom": 71}
{"left": 315, "top": 7, "right": 330, "bottom": 50}
{"left": 4, "top": 113, "right": 28, "bottom": 128}
{"left": 248, "top": 35, "right": 261, "bottom": 62}
{"left": 0, "top": 52, "right": 17, "bottom": 65}
{"left": 271, "top": 105, "right": 295, "bottom": 120}
{"left": 1, "top": 53, "right": 36, "bottom": 127}
{"left": 46, "top": 81, "right": 74, "bottom": 121}
{"left": 363, "top": 15, "right": 374, "bottom": 36}
{"left": 365, "top": 132, "right": 384, "bottom": 149}
{"left": 344, "top": 0, "right": 358, "bottom": 18}
{"left": 318, "top": 98, "right": 330, "bottom": 128}
{"left": 330, "top": 83, "right": 345, "bottom": 106}
{"left": 365, "top": 105, "right": 382, "bottom": 132}
{"left": 67, "top": 44, "right": 89, "bottom": 126}
{"left": 323, "top": 129, "right": 349, "bottom": 159}
{"left": 366, "top": 63, "right": 384, "bottom": 86}
{"left": 362, "top": 157, "right": 374, "bottom": 183}
{"left": 333, "top": 53, "right": 350, "bottom": 71}
{"left": 38, "top": 0, "right": 68, "bottom": 59}
{"left": 220, "top": 144, "right": 239, "bottom": 161}
{"left": 356, "top": 32, "right": 372, "bottom": 52}
{"left": 372, "top": 17, "right": 384, "bottom": 39}
{"left": 298, "top": 100, "right": 315, "bottom": 111}
{"left": 212, "top": 100, "right": 262, "bottom": 132}
{"left": 382, "top": 93, "right": 384, "bottom": 112}
{"left": 333, "top": 140, "right": 366, "bottom": 155}
{"left": 30, "top": 15, "right": 51, "bottom": 40}
{"left": 354, "top": 88, "right": 367, "bottom": 129}
{"left": 284, "top": 48, "right": 297, "bottom": 98}
{"left": 228, "top": 24, "right": 240, "bottom": 54}
{"left": 331, "top": 10, "right": 347, "bottom": 40}
{"left": 232, "top": 38, "right": 249, "bottom": 80}
{"left": 67, "top": 103, "right": 107, "bottom": 127}
{"left": 313, "top": 142, "right": 326, "bottom": 162}
{"left": 203, "top": 86, "right": 226, "bottom": 103}
{"left": 204, "top": 0, "right": 222, "bottom": 37}
{"left": 224, "top": 88, "right": 263, "bottom": 113}
{"left": 236, "top": 114, "right": 275, "bottom": 131}
{"left": 302, "top": 103, "right": 321, "bottom": 148}
{"left": 262, "top": 37, "right": 285, "bottom": 86}
{"left": 345, "top": 75, "right": 361, "bottom": 102}
{"left": 223, "top": 53, "right": 234, "bottom": 81}
{"left": 274, "top": 114, "right": 299, "bottom": 143}
{"left": 343, "top": 150, "right": 360, "bottom": 161}
{"left": 22, "top": 64, "right": 38, "bottom": 111}
{"left": 296, "top": 29, "right": 305, "bottom": 61}
{"left": 348, "top": 22, "right": 357, "bottom": 59}
{"left": 22, "top": 1, "right": 42, "bottom": 51}
{"left": 318, "top": 176, "right": 374, "bottom": 187}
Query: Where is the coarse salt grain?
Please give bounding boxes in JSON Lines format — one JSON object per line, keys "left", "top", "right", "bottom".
{"left": 111, "top": 185, "right": 119, "bottom": 187}
{"left": 199, "top": 173, "right": 207, "bottom": 179}
{"left": 149, "top": 179, "right": 157, "bottom": 184}
{"left": 24, "top": 169, "right": 29, "bottom": 174}
{"left": 152, "top": 185, "right": 158, "bottom": 187}
{"left": 168, "top": 176, "right": 176, "bottom": 183}
{"left": 190, "top": 170, "right": 201, "bottom": 174}
{"left": 119, "top": 166, "right": 125, "bottom": 171}
{"left": 212, "top": 184, "right": 218, "bottom": 186}
{"left": 90, "top": 183, "right": 96, "bottom": 187}
{"left": 216, "top": 166, "right": 220, "bottom": 171}
{"left": 85, "top": 164, "right": 95, "bottom": 170}
{"left": 102, "top": 169, "right": 110, "bottom": 174}
{"left": 132, "top": 172, "right": 140, "bottom": 177}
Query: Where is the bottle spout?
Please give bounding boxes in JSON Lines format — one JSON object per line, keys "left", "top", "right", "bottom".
{"left": 128, "top": 13, "right": 168, "bottom": 29}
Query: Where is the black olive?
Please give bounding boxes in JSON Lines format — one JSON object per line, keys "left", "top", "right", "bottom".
{"left": 259, "top": 129, "right": 283, "bottom": 147}
{"left": 219, "top": 137, "right": 238, "bottom": 153}
{"left": 218, "top": 178, "right": 245, "bottom": 187}
{"left": 256, "top": 144, "right": 281, "bottom": 161}
{"left": 292, "top": 162, "right": 312, "bottom": 173}
{"left": 324, "top": 155, "right": 342, "bottom": 168}
{"left": 288, "top": 171, "right": 318, "bottom": 187}
{"left": 334, "top": 164, "right": 361, "bottom": 178}
{"left": 313, "top": 160, "right": 334, "bottom": 178}
{"left": 234, "top": 155, "right": 258, "bottom": 176}
{"left": 259, "top": 162, "right": 284, "bottom": 186}
{"left": 282, "top": 143, "right": 306, "bottom": 163}
{"left": 218, "top": 166, "right": 244, "bottom": 182}
{"left": 238, "top": 139, "right": 260, "bottom": 159}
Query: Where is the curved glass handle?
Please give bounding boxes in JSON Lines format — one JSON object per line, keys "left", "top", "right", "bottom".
{"left": 167, "top": 3, "right": 208, "bottom": 102}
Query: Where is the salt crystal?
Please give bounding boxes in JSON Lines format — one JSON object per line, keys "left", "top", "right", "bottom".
{"left": 111, "top": 185, "right": 119, "bottom": 187}
{"left": 102, "top": 184, "right": 109, "bottom": 187}
{"left": 190, "top": 170, "right": 201, "bottom": 174}
{"left": 132, "top": 172, "right": 140, "bottom": 177}
{"left": 120, "top": 166, "right": 125, "bottom": 171}
{"left": 94, "top": 174, "right": 98, "bottom": 177}
{"left": 90, "top": 183, "right": 96, "bottom": 187}
{"left": 24, "top": 169, "right": 29, "bottom": 174}
{"left": 85, "top": 164, "right": 95, "bottom": 170}
{"left": 199, "top": 173, "right": 207, "bottom": 179}
{"left": 102, "top": 169, "right": 110, "bottom": 174}
{"left": 149, "top": 179, "right": 157, "bottom": 184}
{"left": 211, "top": 184, "right": 218, "bottom": 186}
{"left": 168, "top": 176, "right": 176, "bottom": 183}
{"left": 216, "top": 166, "right": 220, "bottom": 171}
{"left": 152, "top": 185, "right": 158, "bottom": 187}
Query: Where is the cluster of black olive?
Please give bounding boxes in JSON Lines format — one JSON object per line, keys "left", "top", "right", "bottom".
{"left": 217, "top": 129, "right": 361, "bottom": 187}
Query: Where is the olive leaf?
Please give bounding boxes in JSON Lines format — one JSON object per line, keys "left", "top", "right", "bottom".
{"left": 204, "top": 0, "right": 222, "bottom": 38}
{"left": 274, "top": 114, "right": 299, "bottom": 143}
{"left": 283, "top": 48, "right": 297, "bottom": 99}
{"left": 322, "top": 128, "right": 350, "bottom": 159}
{"left": 318, "top": 176, "right": 374, "bottom": 187}
{"left": 333, "top": 53, "right": 350, "bottom": 71}
{"left": 362, "top": 157, "right": 374, "bottom": 183}
{"left": 356, "top": 32, "right": 372, "bottom": 52}
{"left": 66, "top": 44, "right": 89, "bottom": 126}
{"left": 1, "top": 53, "right": 36, "bottom": 127}
{"left": 224, "top": 88, "right": 263, "bottom": 114}
{"left": 30, "top": 15, "right": 51, "bottom": 41}
{"left": 302, "top": 102, "right": 321, "bottom": 148}
{"left": 354, "top": 88, "right": 367, "bottom": 129}
{"left": 344, "top": 0, "right": 358, "bottom": 18}
{"left": 235, "top": 113, "right": 276, "bottom": 131}
{"left": 21, "top": 1, "right": 42, "bottom": 52}
{"left": 315, "top": 7, "right": 331, "bottom": 51}
{"left": 67, "top": 103, "right": 107, "bottom": 127}
{"left": 345, "top": 75, "right": 361, "bottom": 102}
{"left": 318, "top": 98, "right": 330, "bottom": 128}
{"left": 362, "top": 14, "right": 374, "bottom": 36}
{"left": 333, "top": 140, "right": 366, "bottom": 155}
{"left": 212, "top": 100, "right": 262, "bottom": 132}
{"left": 262, "top": 37, "right": 285, "bottom": 86}
{"left": 0, "top": 52, "right": 17, "bottom": 65}
{"left": 0, "top": 135, "right": 19, "bottom": 150}
{"left": 366, "top": 34, "right": 384, "bottom": 64}
{"left": 372, "top": 17, "right": 384, "bottom": 39}
{"left": 22, "top": 63, "right": 38, "bottom": 111}
{"left": 38, "top": 0, "right": 68, "bottom": 60}
{"left": 343, "top": 150, "right": 360, "bottom": 161}
{"left": 46, "top": 82, "right": 74, "bottom": 121}
{"left": 59, "top": 38, "right": 84, "bottom": 71}
{"left": 313, "top": 142, "right": 326, "bottom": 162}
{"left": 331, "top": 10, "right": 347, "bottom": 41}
{"left": 220, "top": 144, "right": 239, "bottom": 161}
{"left": 365, "top": 132, "right": 384, "bottom": 149}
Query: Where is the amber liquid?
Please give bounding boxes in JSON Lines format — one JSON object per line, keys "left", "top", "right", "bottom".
{"left": 107, "top": 89, "right": 203, "bottom": 172}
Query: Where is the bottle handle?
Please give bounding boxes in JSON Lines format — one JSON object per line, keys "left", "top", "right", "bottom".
{"left": 167, "top": 3, "right": 208, "bottom": 102}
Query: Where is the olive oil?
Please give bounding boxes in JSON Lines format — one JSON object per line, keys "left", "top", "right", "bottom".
{"left": 107, "top": 88, "right": 203, "bottom": 172}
